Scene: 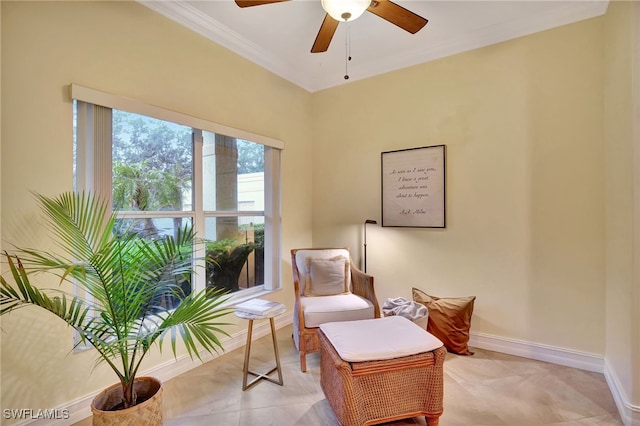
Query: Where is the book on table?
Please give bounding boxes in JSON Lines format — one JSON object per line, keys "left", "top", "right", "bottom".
{"left": 235, "top": 299, "right": 283, "bottom": 316}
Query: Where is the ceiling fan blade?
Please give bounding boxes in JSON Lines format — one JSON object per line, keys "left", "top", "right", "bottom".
{"left": 367, "top": 0, "right": 428, "bottom": 34}
{"left": 311, "top": 14, "right": 339, "bottom": 53}
{"left": 234, "top": 0, "right": 289, "bottom": 8}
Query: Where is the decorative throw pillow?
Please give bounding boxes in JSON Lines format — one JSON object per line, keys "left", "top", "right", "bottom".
{"left": 412, "top": 287, "right": 476, "bottom": 356}
{"left": 305, "top": 256, "right": 350, "bottom": 296}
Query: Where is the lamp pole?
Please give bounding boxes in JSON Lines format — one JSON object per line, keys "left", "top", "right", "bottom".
{"left": 363, "top": 219, "right": 377, "bottom": 273}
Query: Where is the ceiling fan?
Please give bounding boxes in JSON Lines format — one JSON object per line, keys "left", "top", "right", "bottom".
{"left": 234, "top": 0, "right": 428, "bottom": 53}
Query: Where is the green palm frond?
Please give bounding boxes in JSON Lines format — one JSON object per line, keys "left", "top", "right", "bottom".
{"left": 0, "top": 254, "right": 90, "bottom": 325}
{"left": 159, "top": 288, "right": 233, "bottom": 359}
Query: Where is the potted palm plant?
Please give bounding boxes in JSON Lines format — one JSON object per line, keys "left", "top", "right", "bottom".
{"left": 0, "top": 191, "right": 232, "bottom": 425}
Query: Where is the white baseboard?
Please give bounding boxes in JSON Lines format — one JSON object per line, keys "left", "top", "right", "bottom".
{"left": 470, "top": 331, "right": 640, "bottom": 426}
{"left": 469, "top": 331, "right": 605, "bottom": 372}
{"left": 604, "top": 359, "right": 640, "bottom": 426}
{"left": 18, "top": 315, "right": 293, "bottom": 426}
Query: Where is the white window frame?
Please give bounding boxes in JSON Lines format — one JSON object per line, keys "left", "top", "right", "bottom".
{"left": 71, "top": 83, "right": 283, "bottom": 301}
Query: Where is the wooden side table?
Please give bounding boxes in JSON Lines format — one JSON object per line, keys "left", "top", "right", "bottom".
{"left": 235, "top": 303, "right": 286, "bottom": 390}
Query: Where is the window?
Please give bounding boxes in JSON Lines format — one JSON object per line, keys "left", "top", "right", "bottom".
{"left": 72, "top": 84, "right": 282, "bottom": 306}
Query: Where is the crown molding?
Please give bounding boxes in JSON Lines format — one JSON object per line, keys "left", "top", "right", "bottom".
{"left": 139, "top": 1, "right": 311, "bottom": 90}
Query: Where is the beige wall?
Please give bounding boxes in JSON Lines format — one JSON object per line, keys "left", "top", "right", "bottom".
{"left": 312, "top": 18, "right": 605, "bottom": 353}
{"left": 2, "top": 0, "right": 639, "bottom": 422}
{"left": 604, "top": 0, "right": 640, "bottom": 417}
{"left": 0, "top": 0, "right": 311, "bottom": 416}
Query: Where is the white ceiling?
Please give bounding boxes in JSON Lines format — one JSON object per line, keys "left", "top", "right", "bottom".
{"left": 140, "top": 0, "right": 609, "bottom": 92}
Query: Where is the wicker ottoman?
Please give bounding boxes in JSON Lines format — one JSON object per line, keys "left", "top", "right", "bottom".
{"left": 319, "top": 316, "right": 445, "bottom": 426}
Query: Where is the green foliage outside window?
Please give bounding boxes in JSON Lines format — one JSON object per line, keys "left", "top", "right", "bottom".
{"left": 205, "top": 224, "right": 264, "bottom": 293}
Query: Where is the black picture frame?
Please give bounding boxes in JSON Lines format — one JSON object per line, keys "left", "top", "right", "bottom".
{"left": 381, "top": 145, "right": 446, "bottom": 228}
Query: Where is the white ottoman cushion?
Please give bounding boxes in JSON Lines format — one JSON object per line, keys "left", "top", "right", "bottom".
{"left": 320, "top": 316, "right": 443, "bottom": 362}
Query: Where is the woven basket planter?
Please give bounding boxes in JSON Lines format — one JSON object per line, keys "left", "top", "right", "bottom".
{"left": 91, "top": 377, "right": 163, "bottom": 426}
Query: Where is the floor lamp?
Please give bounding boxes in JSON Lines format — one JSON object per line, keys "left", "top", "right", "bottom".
{"left": 363, "top": 219, "right": 377, "bottom": 273}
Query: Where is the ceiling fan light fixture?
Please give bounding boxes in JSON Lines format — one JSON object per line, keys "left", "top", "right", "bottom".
{"left": 321, "top": 0, "right": 370, "bottom": 22}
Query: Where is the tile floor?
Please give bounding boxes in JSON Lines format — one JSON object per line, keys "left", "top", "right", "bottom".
{"left": 74, "top": 324, "right": 623, "bottom": 426}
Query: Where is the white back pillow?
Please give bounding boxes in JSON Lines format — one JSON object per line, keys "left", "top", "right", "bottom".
{"left": 305, "top": 256, "right": 350, "bottom": 296}
{"left": 295, "top": 249, "right": 351, "bottom": 296}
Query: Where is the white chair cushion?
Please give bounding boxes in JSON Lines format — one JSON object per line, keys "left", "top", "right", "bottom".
{"left": 295, "top": 249, "right": 351, "bottom": 295}
{"left": 301, "top": 293, "right": 374, "bottom": 328}
{"left": 319, "top": 316, "right": 444, "bottom": 362}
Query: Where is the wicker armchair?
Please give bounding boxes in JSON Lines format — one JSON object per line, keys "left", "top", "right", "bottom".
{"left": 291, "top": 248, "right": 381, "bottom": 372}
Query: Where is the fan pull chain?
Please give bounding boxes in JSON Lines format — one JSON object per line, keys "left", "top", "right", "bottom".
{"left": 344, "top": 22, "right": 351, "bottom": 80}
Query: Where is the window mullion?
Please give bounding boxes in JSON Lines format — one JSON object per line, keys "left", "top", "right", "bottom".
{"left": 192, "top": 129, "right": 206, "bottom": 292}
{"left": 264, "top": 147, "right": 281, "bottom": 291}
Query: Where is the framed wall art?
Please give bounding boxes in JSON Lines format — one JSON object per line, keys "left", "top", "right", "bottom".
{"left": 381, "top": 145, "right": 446, "bottom": 228}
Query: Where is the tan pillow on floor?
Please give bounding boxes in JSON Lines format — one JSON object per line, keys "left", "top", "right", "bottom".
{"left": 412, "top": 287, "right": 476, "bottom": 356}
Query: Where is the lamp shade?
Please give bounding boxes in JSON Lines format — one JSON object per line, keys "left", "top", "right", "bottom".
{"left": 321, "top": 0, "right": 370, "bottom": 22}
